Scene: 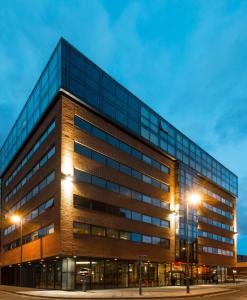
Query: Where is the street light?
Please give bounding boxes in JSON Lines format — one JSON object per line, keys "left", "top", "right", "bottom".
{"left": 10, "top": 214, "right": 23, "bottom": 287}
{"left": 186, "top": 193, "right": 201, "bottom": 294}
{"left": 233, "top": 269, "right": 237, "bottom": 283}
{"left": 137, "top": 255, "right": 147, "bottom": 295}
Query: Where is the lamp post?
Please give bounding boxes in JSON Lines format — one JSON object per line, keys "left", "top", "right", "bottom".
{"left": 233, "top": 269, "right": 237, "bottom": 283}
{"left": 10, "top": 215, "right": 23, "bottom": 287}
{"left": 185, "top": 193, "right": 201, "bottom": 294}
{"left": 137, "top": 255, "right": 147, "bottom": 296}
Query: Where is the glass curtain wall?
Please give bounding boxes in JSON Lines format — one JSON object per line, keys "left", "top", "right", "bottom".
{"left": 75, "top": 259, "right": 170, "bottom": 289}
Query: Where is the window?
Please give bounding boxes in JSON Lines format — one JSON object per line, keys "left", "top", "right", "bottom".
{"left": 31, "top": 231, "right": 39, "bottom": 241}
{"left": 143, "top": 195, "right": 151, "bottom": 204}
{"left": 161, "top": 220, "right": 170, "bottom": 228}
{"left": 74, "top": 143, "right": 91, "bottom": 157}
{"left": 107, "top": 228, "right": 118, "bottom": 239}
{"left": 120, "top": 208, "right": 131, "bottom": 219}
{"left": 92, "top": 201, "right": 106, "bottom": 212}
{"left": 152, "top": 217, "right": 160, "bottom": 226}
{"left": 152, "top": 237, "right": 160, "bottom": 245}
{"left": 92, "top": 176, "right": 106, "bottom": 188}
{"left": 74, "top": 223, "right": 90, "bottom": 235}
{"left": 74, "top": 169, "right": 166, "bottom": 212}
{"left": 93, "top": 127, "right": 106, "bottom": 140}
{"left": 131, "top": 233, "right": 141, "bottom": 243}
{"left": 160, "top": 238, "right": 169, "bottom": 248}
{"left": 74, "top": 196, "right": 91, "bottom": 209}
{"left": 107, "top": 182, "right": 119, "bottom": 193}
{"left": 74, "top": 115, "right": 170, "bottom": 176}
{"left": 120, "top": 165, "right": 131, "bottom": 176}
{"left": 92, "top": 152, "right": 106, "bottom": 164}
{"left": 92, "top": 226, "right": 105, "bottom": 237}
{"left": 143, "top": 215, "right": 152, "bottom": 224}
{"left": 132, "top": 212, "right": 141, "bottom": 221}
{"left": 46, "top": 224, "right": 54, "bottom": 235}
{"left": 142, "top": 235, "right": 152, "bottom": 244}
{"left": 120, "top": 231, "right": 130, "bottom": 240}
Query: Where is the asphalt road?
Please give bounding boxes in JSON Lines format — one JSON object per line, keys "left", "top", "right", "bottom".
{"left": 0, "top": 285, "right": 246, "bottom": 300}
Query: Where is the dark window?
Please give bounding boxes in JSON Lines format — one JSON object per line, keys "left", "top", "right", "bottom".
{"left": 119, "top": 164, "right": 131, "bottom": 176}
{"left": 132, "top": 149, "right": 142, "bottom": 160}
{"left": 107, "top": 158, "right": 119, "bottom": 170}
{"left": 86, "top": 63, "right": 100, "bottom": 82}
{"left": 107, "top": 135, "right": 119, "bottom": 148}
{"left": 75, "top": 170, "right": 91, "bottom": 183}
{"left": 92, "top": 201, "right": 106, "bottom": 212}
{"left": 74, "top": 143, "right": 91, "bottom": 158}
{"left": 69, "top": 78, "right": 84, "bottom": 98}
{"left": 86, "top": 89, "right": 100, "bottom": 108}
{"left": 92, "top": 152, "right": 106, "bottom": 164}
{"left": 116, "top": 110, "right": 127, "bottom": 125}
{"left": 107, "top": 182, "right": 119, "bottom": 193}
{"left": 74, "top": 116, "right": 92, "bottom": 132}
{"left": 102, "top": 100, "right": 115, "bottom": 117}
{"left": 132, "top": 170, "right": 141, "bottom": 180}
{"left": 92, "top": 127, "right": 106, "bottom": 140}
{"left": 132, "top": 191, "right": 142, "bottom": 201}
{"left": 92, "top": 176, "right": 106, "bottom": 188}
{"left": 119, "top": 141, "right": 130, "bottom": 153}
{"left": 74, "top": 195, "right": 91, "bottom": 209}
{"left": 120, "top": 186, "right": 131, "bottom": 197}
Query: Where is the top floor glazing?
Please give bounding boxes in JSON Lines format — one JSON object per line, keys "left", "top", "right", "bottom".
{"left": 0, "top": 38, "right": 238, "bottom": 196}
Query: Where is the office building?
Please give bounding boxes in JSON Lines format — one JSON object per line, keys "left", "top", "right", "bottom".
{"left": 0, "top": 38, "right": 237, "bottom": 290}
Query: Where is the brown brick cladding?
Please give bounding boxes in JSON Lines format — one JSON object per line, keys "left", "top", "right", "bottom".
{"left": 197, "top": 177, "right": 236, "bottom": 266}
{"left": 1, "top": 100, "right": 62, "bottom": 266}
{"left": 0, "top": 93, "right": 237, "bottom": 268}
{"left": 60, "top": 94, "right": 176, "bottom": 263}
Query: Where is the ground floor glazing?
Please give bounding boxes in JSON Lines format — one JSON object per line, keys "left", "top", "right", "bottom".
{"left": 1, "top": 257, "right": 229, "bottom": 290}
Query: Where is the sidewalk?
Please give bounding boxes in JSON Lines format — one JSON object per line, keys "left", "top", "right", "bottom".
{"left": 0, "top": 284, "right": 240, "bottom": 299}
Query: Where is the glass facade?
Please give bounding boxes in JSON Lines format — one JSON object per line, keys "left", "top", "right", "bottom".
{"left": 60, "top": 39, "right": 237, "bottom": 196}
{"left": 75, "top": 259, "right": 169, "bottom": 289}
{"left": 0, "top": 45, "right": 60, "bottom": 176}
{"left": 74, "top": 141, "right": 169, "bottom": 192}
{"left": 0, "top": 38, "right": 237, "bottom": 197}
{"left": 1, "top": 258, "right": 229, "bottom": 289}
{"left": 74, "top": 169, "right": 168, "bottom": 210}
{"left": 74, "top": 195, "right": 170, "bottom": 229}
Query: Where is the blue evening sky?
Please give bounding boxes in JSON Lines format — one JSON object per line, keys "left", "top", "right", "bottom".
{"left": 0, "top": 0, "right": 247, "bottom": 253}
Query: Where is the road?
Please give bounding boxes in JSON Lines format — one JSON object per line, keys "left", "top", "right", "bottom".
{"left": 0, "top": 285, "right": 246, "bottom": 300}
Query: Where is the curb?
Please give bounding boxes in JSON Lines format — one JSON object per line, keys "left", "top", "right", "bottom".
{"left": 13, "top": 288, "right": 236, "bottom": 299}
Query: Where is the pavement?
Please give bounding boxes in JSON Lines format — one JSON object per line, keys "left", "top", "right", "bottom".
{"left": 0, "top": 282, "right": 245, "bottom": 299}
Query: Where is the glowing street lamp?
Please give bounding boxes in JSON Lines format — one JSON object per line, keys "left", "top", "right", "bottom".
{"left": 185, "top": 193, "right": 201, "bottom": 294}
{"left": 10, "top": 214, "right": 23, "bottom": 286}
{"left": 10, "top": 215, "right": 22, "bottom": 224}
{"left": 188, "top": 193, "right": 201, "bottom": 206}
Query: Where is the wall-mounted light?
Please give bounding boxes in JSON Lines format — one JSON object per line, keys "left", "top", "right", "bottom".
{"left": 62, "top": 174, "right": 73, "bottom": 182}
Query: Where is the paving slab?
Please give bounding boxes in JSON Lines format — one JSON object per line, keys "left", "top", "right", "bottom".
{"left": 0, "top": 285, "right": 236, "bottom": 299}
